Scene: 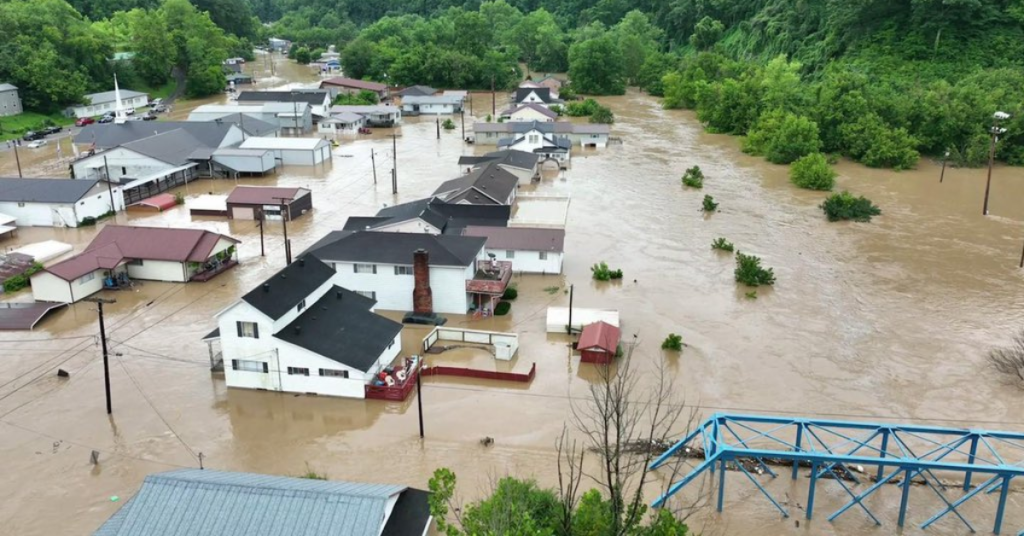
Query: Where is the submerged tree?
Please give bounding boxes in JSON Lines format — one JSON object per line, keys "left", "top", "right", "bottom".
{"left": 988, "top": 328, "right": 1024, "bottom": 385}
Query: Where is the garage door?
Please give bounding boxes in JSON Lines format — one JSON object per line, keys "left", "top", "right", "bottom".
{"left": 231, "top": 206, "right": 254, "bottom": 220}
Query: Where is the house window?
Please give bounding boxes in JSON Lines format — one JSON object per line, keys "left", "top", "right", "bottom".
{"left": 394, "top": 265, "right": 413, "bottom": 276}
{"left": 78, "top": 272, "right": 95, "bottom": 284}
{"left": 297, "top": 299, "right": 306, "bottom": 312}
{"left": 528, "top": 134, "right": 539, "bottom": 143}
{"left": 121, "top": 167, "right": 127, "bottom": 175}
{"left": 236, "top": 321, "right": 259, "bottom": 338}
{"left": 539, "top": 251, "right": 548, "bottom": 260}
{"left": 354, "top": 263, "right": 376, "bottom": 274}
{"left": 355, "top": 290, "right": 376, "bottom": 300}
{"left": 319, "top": 368, "right": 349, "bottom": 378}
{"left": 287, "top": 366, "right": 310, "bottom": 376}
{"left": 127, "top": 259, "right": 143, "bottom": 266}
{"left": 505, "top": 250, "right": 515, "bottom": 259}
{"left": 233, "top": 359, "right": 267, "bottom": 373}
{"left": 17, "top": 202, "right": 25, "bottom": 207}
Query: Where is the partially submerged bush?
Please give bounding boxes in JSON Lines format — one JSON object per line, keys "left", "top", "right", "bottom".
{"left": 702, "top": 194, "right": 718, "bottom": 212}
{"left": 494, "top": 301, "right": 512, "bottom": 316}
{"left": 442, "top": 118, "right": 456, "bottom": 130}
{"left": 790, "top": 153, "right": 835, "bottom": 191}
{"left": 661, "top": 333, "right": 684, "bottom": 351}
{"left": 502, "top": 283, "right": 518, "bottom": 300}
{"left": 820, "top": 191, "right": 881, "bottom": 222}
{"left": 682, "top": 165, "right": 704, "bottom": 188}
{"left": 734, "top": 251, "right": 776, "bottom": 287}
{"left": 711, "top": 237, "right": 734, "bottom": 252}
{"left": 591, "top": 262, "right": 623, "bottom": 281}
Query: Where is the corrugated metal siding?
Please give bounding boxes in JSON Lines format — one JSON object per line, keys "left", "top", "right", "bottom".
{"left": 94, "top": 469, "right": 404, "bottom": 536}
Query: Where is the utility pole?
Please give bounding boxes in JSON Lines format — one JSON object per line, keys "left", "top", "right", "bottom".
{"left": 1019, "top": 237, "right": 1024, "bottom": 269}
{"left": 939, "top": 149, "right": 949, "bottom": 183}
{"left": 13, "top": 144, "right": 22, "bottom": 178}
{"left": 436, "top": 117, "right": 440, "bottom": 140}
{"left": 85, "top": 298, "right": 116, "bottom": 415}
{"left": 491, "top": 74, "right": 496, "bottom": 117}
{"left": 272, "top": 197, "right": 293, "bottom": 264}
{"left": 567, "top": 284, "right": 574, "bottom": 334}
{"left": 392, "top": 132, "right": 398, "bottom": 194}
{"left": 258, "top": 212, "right": 265, "bottom": 257}
{"left": 983, "top": 111, "right": 1009, "bottom": 216}
{"left": 461, "top": 108, "right": 465, "bottom": 140}
{"left": 103, "top": 155, "right": 116, "bottom": 213}
{"left": 416, "top": 365, "right": 424, "bottom": 438}
{"left": 371, "top": 149, "right": 377, "bottom": 184}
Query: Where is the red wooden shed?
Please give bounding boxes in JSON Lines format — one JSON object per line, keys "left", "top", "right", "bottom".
{"left": 578, "top": 321, "right": 621, "bottom": 364}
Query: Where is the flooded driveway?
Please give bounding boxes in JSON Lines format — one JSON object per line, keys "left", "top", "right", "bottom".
{"left": 1, "top": 84, "right": 1023, "bottom": 535}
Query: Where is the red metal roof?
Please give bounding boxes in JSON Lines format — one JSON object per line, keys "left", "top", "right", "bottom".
{"left": 578, "top": 321, "right": 620, "bottom": 353}
{"left": 44, "top": 225, "right": 239, "bottom": 281}
{"left": 320, "top": 77, "right": 387, "bottom": 91}
{"left": 135, "top": 193, "right": 178, "bottom": 211}
{"left": 226, "top": 186, "right": 305, "bottom": 206}
{"left": 0, "top": 302, "right": 67, "bottom": 330}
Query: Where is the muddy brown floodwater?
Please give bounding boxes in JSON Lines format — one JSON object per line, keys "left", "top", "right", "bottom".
{"left": 1, "top": 71, "right": 1024, "bottom": 535}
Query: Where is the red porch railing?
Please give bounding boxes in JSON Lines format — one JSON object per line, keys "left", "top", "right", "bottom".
{"left": 422, "top": 362, "right": 535, "bottom": 383}
{"left": 466, "top": 260, "right": 512, "bottom": 294}
{"left": 364, "top": 363, "right": 419, "bottom": 401}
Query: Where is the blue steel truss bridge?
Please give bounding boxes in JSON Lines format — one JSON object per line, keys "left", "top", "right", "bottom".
{"left": 651, "top": 413, "right": 1024, "bottom": 535}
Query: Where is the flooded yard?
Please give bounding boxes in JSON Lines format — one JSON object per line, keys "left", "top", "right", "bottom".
{"left": 1, "top": 73, "right": 1024, "bottom": 534}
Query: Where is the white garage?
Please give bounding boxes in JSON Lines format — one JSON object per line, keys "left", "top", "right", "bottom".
{"left": 0, "top": 178, "right": 124, "bottom": 228}
{"left": 212, "top": 148, "right": 277, "bottom": 175}
{"left": 237, "top": 137, "right": 332, "bottom": 166}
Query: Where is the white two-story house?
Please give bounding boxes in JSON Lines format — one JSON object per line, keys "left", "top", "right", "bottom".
{"left": 214, "top": 257, "right": 403, "bottom": 399}
{"left": 303, "top": 230, "right": 511, "bottom": 315}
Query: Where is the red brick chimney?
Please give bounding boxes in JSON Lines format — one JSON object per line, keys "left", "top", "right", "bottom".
{"left": 412, "top": 248, "right": 432, "bottom": 313}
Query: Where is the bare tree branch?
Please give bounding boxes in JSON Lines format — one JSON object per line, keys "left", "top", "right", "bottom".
{"left": 989, "top": 328, "right": 1024, "bottom": 384}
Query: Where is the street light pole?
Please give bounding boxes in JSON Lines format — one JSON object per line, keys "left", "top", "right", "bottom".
{"left": 983, "top": 111, "right": 1009, "bottom": 216}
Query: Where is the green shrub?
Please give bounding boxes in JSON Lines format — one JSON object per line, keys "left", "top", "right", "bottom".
{"left": 609, "top": 268, "right": 623, "bottom": 279}
{"left": 661, "top": 333, "right": 684, "bottom": 351}
{"left": 589, "top": 105, "right": 614, "bottom": 124}
{"left": 591, "top": 262, "right": 623, "bottom": 281}
{"left": 442, "top": 118, "right": 455, "bottom": 130}
{"left": 745, "top": 290, "right": 758, "bottom": 299}
{"left": 502, "top": 283, "right": 518, "bottom": 300}
{"left": 25, "top": 262, "right": 43, "bottom": 277}
{"left": 682, "top": 165, "right": 704, "bottom": 188}
{"left": 735, "top": 251, "right": 776, "bottom": 287}
{"left": 3, "top": 274, "right": 28, "bottom": 293}
{"left": 820, "top": 191, "right": 882, "bottom": 222}
{"left": 790, "top": 153, "right": 836, "bottom": 191}
{"left": 79, "top": 216, "right": 97, "bottom": 226}
{"left": 565, "top": 98, "right": 600, "bottom": 117}
{"left": 494, "top": 301, "right": 511, "bottom": 315}
{"left": 702, "top": 194, "right": 718, "bottom": 212}
{"left": 711, "top": 237, "right": 734, "bottom": 251}
{"left": 299, "top": 463, "right": 327, "bottom": 480}
{"left": 744, "top": 109, "right": 822, "bottom": 164}
{"left": 543, "top": 285, "right": 560, "bottom": 294}
{"left": 173, "top": 191, "right": 185, "bottom": 205}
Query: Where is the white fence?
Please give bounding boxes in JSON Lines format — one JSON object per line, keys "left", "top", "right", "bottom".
{"left": 422, "top": 327, "right": 519, "bottom": 361}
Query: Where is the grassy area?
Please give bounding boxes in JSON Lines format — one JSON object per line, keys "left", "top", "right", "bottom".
{"left": 139, "top": 80, "right": 176, "bottom": 101}
{"left": 0, "top": 112, "right": 74, "bottom": 142}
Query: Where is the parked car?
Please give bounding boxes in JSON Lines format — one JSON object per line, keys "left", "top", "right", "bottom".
{"left": 22, "top": 131, "right": 43, "bottom": 141}
{"left": 98, "top": 116, "right": 114, "bottom": 124}
{"left": 124, "top": 108, "right": 135, "bottom": 116}
{"left": 151, "top": 104, "right": 168, "bottom": 113}
{"left": 26, "top": 140, "right": 48, "bottom": 149}
{"left": 142, "top": 113, "right": 157, "bottom": 121}
{"left": 151, "top": 98, "right": 163, "bottom": 106}
{"left": 41, "top": 125, "right": 62, "bottom": 135}
{"left": 75, "top": 117, "right": 95, "bottom": 127}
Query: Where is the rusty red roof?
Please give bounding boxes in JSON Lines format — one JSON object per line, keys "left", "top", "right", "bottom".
{"left": 135, "top": 193, "right": 177, "bottom": 211}
{"left": 44, "top": 226, "right": 239, "bottom": 281}
{"left": 578, "top": 321, "right": 620, "bottom": 353}
{"left": 226, "top": 186, "right": 306, "bottom": 205}
{"left": 0, "top": 302, "right": 67, "bottom": 330}
{"left": 320, "top": 77, "right": 387, "bottom": 91}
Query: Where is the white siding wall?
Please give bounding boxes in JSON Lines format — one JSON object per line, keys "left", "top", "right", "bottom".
{"left": 505, "top": 108, "right": 555, "bottom": 122}
{"left": 0, "top": 202, "right": 62, "bottom": 227}
{"left": 127, "top": 260, "right": 188, "bottom": 282}
{"left": 31, "top": 269, "right": 104, "bottom": 303}
{"left": 218, "top": 127, "right": 245, "bottom": 148}
{"left": 69, "top": 95, "right": 149, "bottom": 118}
{"left": 570, "top": 133, "right": 609, "bottom": 148}
{"left": 73, "top": 149, "right": 170, "bottom": 182}
{"left": 267, "top": 147, "right": 328, "bottom": 166}
{"left": 487, "top": 248, "right": 563, "bottom": 274}
{"left": 219, "top": 301, "right": 279, "bottom": 390}
{"left": 330, "top": 261, "right": 470, "bottom": 314}
{"left": 0, "top": 184, "right": 122, "bottom": 228}
{"left": 497, "top": 164, "right": 536, "bottom": 185}
{"left": 372, "top": 219, "right": 440, "bottom": 234}
{"left": 213, "top": 152, "right": 276, "bottom": 173}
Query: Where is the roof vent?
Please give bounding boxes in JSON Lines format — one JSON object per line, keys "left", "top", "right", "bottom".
{"left": 262, "top": 283, "right": 270, "bottom": 292}
{"left": 336, "top": 290, "right": 343, "bottom": 300}
{"left": 299, "top": 258, "right": 305, "bottom": 267}
{"left": 294, "top": 326, "right": 301, "bottom": 335}
{"left": 280, "top": 274, "right": 287, "bottom": 279}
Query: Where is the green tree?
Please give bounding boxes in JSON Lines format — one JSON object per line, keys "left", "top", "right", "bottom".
{"left": 127, "top": 9, "right": 174, "bottom": 85}
{"left": 790, "top": 153, "right": 836, "bottom": 191}
{"left": 186, "top": 64, "right": 225, "bottom": 97}
{"left": 744, "top": 109, "right": 822, "bottom": 164}
{"left": 294, "top": 46, "right": 312, "bottom": 64}
{"left": 820, "top": 191, "right": 882, "bottom": 222}
{"left": 590, "top": 105, "right": 615, "bottom": 124}
{"left": 689, "top": 16, "right": 724, "bottom": 50}
{"left": 839, "top": 113, "right": 919, "bottom": 170}
{"left": 568, "top": 31, "right": 625, "bottom": 95}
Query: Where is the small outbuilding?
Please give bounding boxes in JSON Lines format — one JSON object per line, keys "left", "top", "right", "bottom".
{"left": 237, "top": 136, "right": 332, "bottom": 166}
{"left": 578, "top": 321, "right": 621, "bottom": 364}
{"left": 225, "top": 186, "right": 312, "bottom": 221}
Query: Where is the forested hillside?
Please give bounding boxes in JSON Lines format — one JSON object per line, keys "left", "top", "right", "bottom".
{"left": 4, "top": 0, "right": 1023, "bottom": 168}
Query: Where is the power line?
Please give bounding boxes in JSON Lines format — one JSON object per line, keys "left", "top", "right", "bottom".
{"left": 0, "top": 335, "right": 96, "bottom": 343}
{"left": 115, "top": 354, "right": 200, "bottom": 464}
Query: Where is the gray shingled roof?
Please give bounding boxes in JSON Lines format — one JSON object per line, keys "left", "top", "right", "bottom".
{"left": 304, "top": 231, "right": 485, "bottom": 267}
{"left": 275, "top": 286, "right": 404, "bottom": 371}
{"left": 0, "top": 178, "right": 107, "bottom": 203}
{"left": 75, "top": 122, "right": 240, "bottom": 149}
{"left": 83, "top": 89, "right": 147, "bottom": 106}
{"left": 433, "top": 162, "right": 519, "bottom": 205}
{"left": 93, "top": 469, "right": 405, "bottom": 536}
{"left": 458, "top": 150, "right": 539, "bottom": 171}
{"left": 120, "top": 129, "right": 208, "bottom": 165}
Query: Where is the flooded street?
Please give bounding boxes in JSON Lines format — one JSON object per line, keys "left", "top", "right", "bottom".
{"left": 2, "top": 71, "right": 1024, "bottom": 534}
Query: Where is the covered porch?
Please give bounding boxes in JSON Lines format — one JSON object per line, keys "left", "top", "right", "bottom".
{"left": 188, "top": 244, "right": 239, "bottom": 282}
{"left": 120, "top": 164, "right": 199, "bottom": 205}
{"left": 466, "top": 259, "right": 512, "bottom": 316}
